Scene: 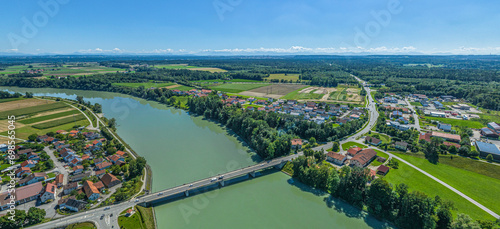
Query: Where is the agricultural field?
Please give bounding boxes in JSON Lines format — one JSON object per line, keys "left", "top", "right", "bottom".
{"left": 384, "top": 154, "right": 498, "bottom": 221}
{"left": 209, "top": 83, "right": 270, "bottom": 93}
{"left": 341, "top": 141, "right": 367, "bottom": 151}
{"left": 112, "top": 82, "right": 176, "bottom": 88}
{"left": 192, "top": 79, "right": 262, "bottom": 83}
{"left": 421, "top": 116, "right": 484, "bottom": 129}
{"left": 152, "top": 64, "right": 226, "bottom": 72}
{"left": 239, "top": 84, "right": 307, "bottom": 99}
{"left": 0, "top": 99, "right": 90, "bottom": 139}
{"left": 281, "top": 86, "right": 326, "bottom": 100}
{"left": 0, "top": 63, "right": 125, "bottom": 77}
{"left": 0, "top": 97, "right": 25, "bottom": 103}
{"left": 263, "top": 73, "right": 300, "bottom": 81}
{"left": 328, "top": 86, "right": 363, "bottom": 103}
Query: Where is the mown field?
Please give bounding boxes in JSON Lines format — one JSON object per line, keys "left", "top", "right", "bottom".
{"left": 281, "top": 87, "right": 324, "bottom": 100}
{"left": 65, "top": 222, "right": 96, "bottom": 229}
{"left": 0, "top": 102, "right": 67, "bottom": 119}
{"left": 421, "top": 116, "right": 484, "bottom": 129}
{"left": 341, "top": 141, "right": 367, "bottom": 150}
{"left": 209, "top": 83, "right": 269, "bottom": 93}
{"left": 384, "top": 156, "right": 496, "bottom": 221}
{"left": 0, "top": 99, "right": 89, "bottom": 139}
{"left": 112, "top": 82, "right": 176, "bottom": 88}
{"left": 0, "top": 63, "right": 124, "bottom": 77}
{"left": 152, "top": 64, "right": 226, "bottom": 72}
{"left": 0, "top": 97, "right": 25, "bottom": 103}
{"left": 264, "top": 73, "right": 300, "bottom": 81}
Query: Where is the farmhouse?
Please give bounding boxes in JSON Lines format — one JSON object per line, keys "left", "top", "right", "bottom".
{"left": 16, "top": 182, "right": 43, "bottom": 204}
{"left": 101, "top": 173, "right": 121, "bottom": 188}
{"left": 326, "top": 152, "right": 347, "bottom": 165}
{"left": 19, "top": 172, "right": 47, "bottom": 186}
{"left": 63, "top": 182, "right": 79, "bottom": 195}
{"left": 431, "top": 132, "right": 461, "bottom": 142}
{"left": 59, "top": 197, "right": 87, "bottom": 212}
{"left": 350, "top": 149, "right": 377, "bottom": 168}
{"left": 83, "top": 180, "right": 100, "bottom": 201}
{"left": 347, "top": 147, "right": 363, "bottom": 156}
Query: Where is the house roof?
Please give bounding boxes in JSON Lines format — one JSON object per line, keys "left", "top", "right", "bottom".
{"left": 431, "top": 132, "right": 461, "bottom": 141}
{"left": 73, "top": 165, "right": 84, "bottom": 171}
{"left": 96, "top": 161, "right": 112, "bottom": 170}
{"left": 347, "top": 147, "right": 363, "bottom": 156}
{"left": 64, "top": 182, "right": 78, "bottom": 190}
{"left": 16, "top": 182, "right": 43, "bottom": 201}
{"left": 377, "top": 165, "right": 390, "bottom": 174}
{"left": 109, "top": 154, "right": 123, "bottom": 162}
{"left": 326, "top": 152, "right": 346, "bottom": 161}
{"left": 83, "top": 180, "right": 99, "bottom": 198}
{"left": 396, "top": 141, "right": 408, "bottom": 147}
{"left": 475, "top": 141, "right": 500, "bottom": 155}
{"left": 16, "top": 167, "right": 31, "bottom": 174}
{"left": 443, "top": 142, "right": 460, "bottom": 149}
{"left": 351, "top": 149, "right": 377, "bottom": 166}
{"left": 116, "top": 151, "right": 126, "bottom": 157}
{"left": 45, "top": 183, "right": 57, "bottom": 194}
{"left": 19, "top": 172, "right": 46, "bottom": 184}
{"left": 419, "top": 132, "right": 431, "bottom": 142}
{"left": 0, "top": 192, "right": 10, "bottom": 207}
{"left": 291, "top": 139, "right": 303, "bottom": 145}
{"left": 55, "top": 174, "right": 64, "bottom": 184}
{"left": 18, "top": 148, "right": 33, "bottom": 155}
{"left": 365, "top": 136, "right": 381, "bottom": 145}
{"left": 101, "top": 173, "right": 120, "bottom": 187}
{"left": 95, "top": 170, "right": 106, "bottom": 176}
{"left": 93, "top": 181, "right": 104, "bottom": 190}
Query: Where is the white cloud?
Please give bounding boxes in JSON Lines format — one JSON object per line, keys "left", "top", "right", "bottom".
{"left": 201, "top": 46, "right": 420, "bottom": 54}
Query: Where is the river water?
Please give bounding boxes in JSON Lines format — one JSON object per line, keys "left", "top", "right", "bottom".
{"left": 0, "top": 87, "right": 390, "bottom": 229}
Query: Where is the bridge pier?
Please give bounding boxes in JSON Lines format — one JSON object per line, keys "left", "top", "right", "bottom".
{"left": 184, "top": 190, "right": 189, "bottom": 197}
{"left": 249, "top": 171, "right": 255, "bottom": 178}
{"left": 219, "top": 180, "right": 225, "bottom": 187}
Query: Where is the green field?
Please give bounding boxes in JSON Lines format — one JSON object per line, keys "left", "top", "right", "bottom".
{"left": 365, "top": 132, "right": 392, "bottom": 144}
{"left": 152, "top": 64, "right": 226, "bottom": 72}
{"left": 193, "top": 79, "right": 263, "bottom": 83}
{"left": 209, "top": 83, "right": 269, "bottom": 93}
{"left": 32, "top": 114, "right": 86, "bottom": 129}
{"left": 410, "top": 102, "right": 421, "bottom": 106}
{"left": 0, "top": 63, "right": 124, "bottom": 77}
{"left": 341, "top": 141, "right": 367, "bottom": 150}
{"left": 172, "top": 85, "right": 195, "bottom": 91}
{"left": 0, "top": 97, "right": 25, "bottom": 103}
{"left": 422, "top": 116, "right": 484, "bottom": 129}
{"left": 391, "top": 152, "right": 500, "bottom": 220}
{"left": 479, "top": 109, "right": 500, "bottom": 124}
{"left": 65, "top": 222, "right": 96, "bottom": 229}
{"left": 112, "top": 82, "right": 175, "bottom": 88}
{"left": 281, "top": 87, "right": 324, "bottom": 100}
{"left": 384, "top": 156, "right": 496, "bottom": 221}
{"left": 18, "top": 110, "right": 78, "bottom": 124}
{"left": 264, "top": 73, "right": 300, "bottom": 81}
{"left": 0, "top": 102, "right": 68, "bottom": 119}
{"left": 370, "top": 149, "right": 389, "bottom": 166}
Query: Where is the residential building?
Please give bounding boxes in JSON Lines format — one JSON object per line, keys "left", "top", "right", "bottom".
{"left": 395, "top": 141, "right": 408, "bottom": 151}
{"left": 69, "top": 172, "right": 91, "bottom": 182}
{"left": 95, "top": 170, "right": 106, "bottom": 178}
{"left": 63, "top": 182, "right": 79, "bottom": 195}
{"left": 55, "top": 174, "right": 64, "bottom": 188}
{"left": 107, "top": 154, "right": 125, "bottom": 164}
{"left": 58, "top": 197, "right": 86, "bottom": 212}
{"left": 291, "top": 139, "right": 303, "bottom": 149}
{"left": 419, "top": 132, "right": 432, "bottom": 142}
{"left": 326, "top": 152, "right": 347, "bottom": 165}
{"left": 19, "top": 172, "right": 47, "bottom": 186}
{"left": 15, "top": 182, "right": 43, "bottom": 204}
{"left": 365, "top": 136, "right": 381, "bottom": 146}
{"left": 40, "top": 183, "right": 57, "bottom": 203}
{"left": 438, "top": 123, "right": 452, "bottom": 132}
{"left": 95, "top": 161, "right": 112, "bottom": 171}
{"left": 475, "top": 141, "right": 500, "bottom": 161}
{"left": 93, "top": 181, "right": 105, "bottom": 191}
{"left": 0, "top": 192, "right": 11, "bottom": 210}
{"left": 73, "top": 165, "right": 84, "bottom": 174}
{"left": 347, "top": 147, "right": 363, "bottom": 156}
{"left": 15, "top": 167, "right": 31, "bottom": 178}
{"left": 83, "top": 180, "right": 100, "bottom": 201}
{"left": 350, "top": 149, "right": 377, "bottom": 168}
{"left": 101, "top": 173, "right": 121, "bottom": 188}
{"left": 21, "top": 160, "right": 37, "bottom": 168}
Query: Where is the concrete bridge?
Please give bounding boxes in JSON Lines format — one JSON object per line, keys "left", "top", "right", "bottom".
{"left": 137, "top": 157, "right": 292, "bottom": 207}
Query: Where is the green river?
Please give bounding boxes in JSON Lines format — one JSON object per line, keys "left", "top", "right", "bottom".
{"left": 0, "top": 87, "right": 390, "bottom": 229}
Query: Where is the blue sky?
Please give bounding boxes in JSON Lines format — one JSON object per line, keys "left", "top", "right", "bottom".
{"left": 1, "top": 0, "right": 499, "bottom": 54}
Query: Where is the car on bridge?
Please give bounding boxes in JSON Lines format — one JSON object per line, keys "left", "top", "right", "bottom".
{"left": 211, "top": 177, "right": 217, "bottom": 182}
{"left": 219, "top": 175, "right": 224, "bottom": 179}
